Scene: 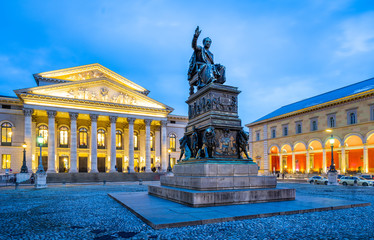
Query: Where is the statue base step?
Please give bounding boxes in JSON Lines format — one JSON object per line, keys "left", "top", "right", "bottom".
{"left": 160, "top": 175, "right": 276, "bottom": 190}
{"left": 148, "top": 184, "right": 295, "bottom": 207}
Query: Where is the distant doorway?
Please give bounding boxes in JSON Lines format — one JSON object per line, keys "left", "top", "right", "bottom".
{"left": 116, "top": 157, "right": 122, "bottom": 172}
{"left": 79, "top": 157, "right": 88, "bottom": 172}
{"left": 98, "top": 157, "right": 106, "bottom": 172}
{"left": 59, "top": 156, "right": 69, "bottom": 173}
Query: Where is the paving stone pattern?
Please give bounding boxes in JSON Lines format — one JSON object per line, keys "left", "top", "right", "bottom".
{"left": 1, "top": 182, "right": 374, "bottom": 239}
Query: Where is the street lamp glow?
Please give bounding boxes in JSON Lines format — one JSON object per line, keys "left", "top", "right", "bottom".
{"left": 37, "top": 135, "right": 44, "bottom": 145}
{"left": 168, "top": 149, "right": 171, "bottom": 153}
{"left": 22, "top": 143, "right": 27, "bottom": 149}
{"left": 329, "top": 138, "right": 335, "bottom": 145}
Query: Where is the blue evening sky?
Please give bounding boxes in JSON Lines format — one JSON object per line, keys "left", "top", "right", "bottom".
{"left": 1, "top": 0, "right": 374, "bottom": 123}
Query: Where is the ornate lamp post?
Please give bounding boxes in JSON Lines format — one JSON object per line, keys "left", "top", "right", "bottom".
{"left": 36, "top": 135, "right": 45, "bottom": 173}
{"left": 167, "top": 149, "right": 173, "bottom": 175}
{"left": 328, "top": 135, "right": 337, "bottom": 173}
{"left": 326, "top": 129, "right": 338, "bottom": 185}
{"left": 20, "top": 143, "right": 28, "bottom": 173}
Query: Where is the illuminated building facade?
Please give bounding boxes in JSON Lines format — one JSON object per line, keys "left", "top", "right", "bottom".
{"left": 0, "top": 64, "right": 187, "bottom": 173}
{"left": 246, "top": 78, "right": 374, "bottom": 175}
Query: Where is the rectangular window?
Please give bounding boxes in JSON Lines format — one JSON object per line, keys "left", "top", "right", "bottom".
{"left": 346, "top": 109, "right": 357, "bottom": 125}
{"left": 295, "top": 121, "right": 302, "bottom": 134}
{"left": 2, "top": 154, "right": 11, "bottom": 169}
{"left": 282, "top": 124, "right": 288, "bottom": 136}
{"left": 327, "top": 113, "right": 336, "bottom": 128}
{"left": 271, "top": 127, "right": 276, "bottom": 138}
{"left": 371, "top": 105, "right": 374, "bottom": 121}
{"left": 256, "top": 131, "right": 260, "bottom": 141}
{"left": 310, "top": 117, "right": 318, "bottom": 131}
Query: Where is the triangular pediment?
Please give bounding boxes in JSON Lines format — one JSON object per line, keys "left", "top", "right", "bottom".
{"left": 33, "top": 63, "right": 149, "bottom": 95}
{"left": 15, "top": 78, "right": 172, "bottom": 111}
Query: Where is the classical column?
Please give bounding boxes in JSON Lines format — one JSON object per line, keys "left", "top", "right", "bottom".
{"left": 90, "top": 114, "right": 98, "bottom": 173}
{"left": 291, "top": 151, "right": 295, "bottom": 173}
{"left": 23, "top": 108, "right": 33, "bottom": 172}
{"left": 341, "top": 147, "right": 346, "bottom": 173}
{"left": 145, "top": 119, "right": 152, "bottom": 173}
{"left": 128, "top": 117, "right": 135, "bottom": 173}
{"left": 306, "top": 150, "right": 310, "bottom": 173}
{"left": 363, "top": 144, "right": 368, "bottom": 173}
{"left": 161, "top": 120, "right": 168, "bottom": 172}
{"left": 69, "top": 113, "right": 78, "bottom": 173}
{"left": 279, "top": 153, "right": 283, "bottom": 173}
{"left": 47, "top": 110, "right": 57, "bottom": 173}
{"left": 109, "top": 116, "right": 117, "bottom": 173}
{"left": 322, "top": 148, "right": 326, "bottom": 173}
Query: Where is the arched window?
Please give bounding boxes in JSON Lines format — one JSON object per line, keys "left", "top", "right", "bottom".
{"left": 150, "top": 132, "right": 155, "bottom": 151}
{"left": 169, "top": 133, "right": 176, "bottom": 151}
{"left": 1, "top": 122, "right": 12, "bottom": 146}
{"left": 59, "top": 126, "right": 69, "bottom": 147}
{"left": 79, "top": 128, "right": 88, "bottom": 148}
{"left": 350, "top": 112, "right": 356, "bottom": 124}
{"left": 38, "top": 125, "right": 48, "bottom": 146}
{"left": 134, "top": 132, "right": 139, "bottom": 150}
{"left": 116, "top": 130, "right": 122, "bottom": 149}
{"left": 97, "top": 129, "right": 106, "bottom": 149}
{"left": 329, "top": 117, "right": 335, "bottom": 128}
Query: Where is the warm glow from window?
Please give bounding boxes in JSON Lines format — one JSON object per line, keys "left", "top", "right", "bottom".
{"left": 2, "top": 154, "right": 11, "bottom": 169}
{"left": 98, "top": 129, "right": 106, "bottom": 148}
{"left": 116, "top": 130, "right": 122, "bottom": 148}
{"left": 150, "top": 133, "right": 154, "bottom": 149}
{"left": 59, "top": 126, "right": 68, "bottom": 145}
{"left": 169, "top": 134, "right": 176, "bottom": 151}
{"left": 134, "top": 133, "right": 138, "bottom": 149}
{"left": 1, "top": 122, "right": 12, "bottom": 144}
{"left": 38, "top": 125, "right": 48, "bottom": 145}
{"left": 79, "top": 128, "right": 88, "bottom": 147}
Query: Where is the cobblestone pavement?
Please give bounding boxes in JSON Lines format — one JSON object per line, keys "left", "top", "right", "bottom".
{"left": 0, "top": 182, "right": 374, "bottom": 240}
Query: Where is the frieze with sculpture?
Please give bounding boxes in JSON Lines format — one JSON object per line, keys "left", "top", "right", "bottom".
{"left": 66, "top": 87, "right": 137, "bottom": 105}
{"left": 188, "top": 92, "right": 237, "bottom": 119}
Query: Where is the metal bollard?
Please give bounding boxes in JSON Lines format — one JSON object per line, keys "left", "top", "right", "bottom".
{"left": 15, "top": 182, "right": 19, "bottom": 190}
{"left": 103, "top": 180, "right": 106, "bottom": 185}
{"left": 139, "top": 179, "right": 143, "bottom": 185}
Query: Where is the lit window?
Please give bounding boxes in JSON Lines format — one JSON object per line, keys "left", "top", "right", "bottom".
{"left": 1, "top": 122, "right": 12, "bottom": 146}
{"left": 134, "top": 132, "right": 139, "bottom": 150}
{"left": 38, "top": 125, "right": 48, "bottom": 146}
{"left": 79, "top": 128, "right": 88, "bottom": 148}
{"left": 59, "top": 126, "right": 69, "bottom": 147}
{"left": 2, "top": 154, "right": 11, "bottom": 169}
{"left": 169, "top": 133, "right": 176, "bottom": 151}
{"left": 116, "top": 130, "right": 122, "bottom": 149}
{"left": 97, "top": 129, "right": 106, "bottom": 149}
{"left": 150, "top": 133, "right": 155, "bottom": 151}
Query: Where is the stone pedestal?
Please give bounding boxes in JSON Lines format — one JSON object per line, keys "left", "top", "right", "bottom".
{"left": 327, "top": 171, "right": 338, "bottom": 185}
{"left": 35, "top": 172, "right": 47, "bottom": 189}
{"left": 16, "top": 173, "right": 31, "bottom": 183}
{"left": 148, "top": 160, "right": 295, "bottom": 207}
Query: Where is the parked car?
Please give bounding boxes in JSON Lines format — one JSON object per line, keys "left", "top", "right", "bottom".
{"left": 308, "top": 176, "right": 327, "bottom": 184}
{"left": 339, "top": 176, "right": 374, "bottom": 186}
{"left": 361, "top": 174, "right": 374, "bottom": 180}
{"left": 337, "top": 174, "right": 345, "bottom": 183}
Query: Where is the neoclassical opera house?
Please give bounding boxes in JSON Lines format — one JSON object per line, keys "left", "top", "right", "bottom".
{"left": 0, "top": 64, "right": 187, "bottom": 174}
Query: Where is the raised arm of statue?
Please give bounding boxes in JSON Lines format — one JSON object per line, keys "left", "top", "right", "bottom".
{"left": 192, "top": 26, "right": 202, "bottom": 51}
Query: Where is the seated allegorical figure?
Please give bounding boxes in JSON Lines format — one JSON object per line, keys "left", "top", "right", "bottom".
{"left": 188, "top": 26, "right": 226, "bottom": 91}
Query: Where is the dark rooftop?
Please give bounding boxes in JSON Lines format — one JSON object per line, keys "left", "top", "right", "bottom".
{"left": 251, "top": 77, "right": 374, "bottom": 124}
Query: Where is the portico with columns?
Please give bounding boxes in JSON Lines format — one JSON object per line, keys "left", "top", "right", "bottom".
{"left": 6, "top": 64, "right": 187, "bottom": 174}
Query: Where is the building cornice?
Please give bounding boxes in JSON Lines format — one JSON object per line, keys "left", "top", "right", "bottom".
{"left": 246, "top": 90, "right": 374, "bottom": 127}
